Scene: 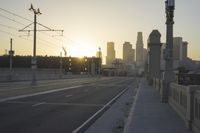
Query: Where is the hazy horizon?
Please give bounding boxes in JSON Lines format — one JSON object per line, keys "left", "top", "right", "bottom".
{"left": 0, "top": 0, "right": 200, "bottom": 62}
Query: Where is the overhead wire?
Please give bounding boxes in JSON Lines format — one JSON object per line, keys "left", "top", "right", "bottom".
{"left": 0, "top": 7, "right": 32, "bottom": 22}
{"left": 0, "top": 7, "right": 88, "bottom": 55}
{"left": 0, "top": 7, "right": 83, "bottom": 47}
{"left": 0, "top": 10, "right": 63, "bottom": 52}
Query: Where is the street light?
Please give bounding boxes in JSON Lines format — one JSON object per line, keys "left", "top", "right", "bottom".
{"left": 163, "top": 0, "right": 175, "bottom": 102}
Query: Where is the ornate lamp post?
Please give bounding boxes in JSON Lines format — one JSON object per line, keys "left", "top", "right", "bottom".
{"left": 163, "top": 0, "right": 175, "bottom": 102}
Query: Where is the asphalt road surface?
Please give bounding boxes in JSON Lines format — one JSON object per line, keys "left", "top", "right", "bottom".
{"left": 0, "top": 77, "right": 137, "bottom": 133}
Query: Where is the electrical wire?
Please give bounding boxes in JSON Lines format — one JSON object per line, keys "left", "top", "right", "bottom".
{"left": 0, "top": 14, "right": 27, "bottom": 26}
{"left": 0, "top": 7, "right": 86, "bottom": 53}
{"left": 0, "top": 7, "right": 32, "bottom": 22}
{"left": 0, "top": 23, "right": 19, "bottom": 30}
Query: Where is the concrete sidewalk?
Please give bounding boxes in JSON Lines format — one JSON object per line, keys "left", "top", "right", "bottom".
{"left": 123, "top": 79, "right": 192, "bottom": 133}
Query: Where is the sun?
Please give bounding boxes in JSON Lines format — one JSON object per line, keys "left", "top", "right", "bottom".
{"left": 67, "top": 42, "right": 96, "bottom": 57}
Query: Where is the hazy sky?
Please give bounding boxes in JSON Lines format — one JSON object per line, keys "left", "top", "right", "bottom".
{"left": 0, "top": 0, "right": 200, "bottom": 62}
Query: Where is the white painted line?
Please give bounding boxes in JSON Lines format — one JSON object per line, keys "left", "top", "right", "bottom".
{"left": 65, "top": 95, "right": 73, "bottom": 98}
{"left": 32, "top": 102, "right": 46, "bottom": 107}
{"left": 5, "top": 101, "right": 36, "bottom": 104}
{"left": 123, "top": 81, "right": 141, "bottom": 133}
{"left": 72, "top": 85, "right": 130, "bottom": 133}
{"left": 45, "top": 102, "right": 106, "bottom": 107}
{"left": 4, "top": 101, "right": 106, "bottom": 107}
{"left": 0, "top": 85, "right": 82, "bottom": 102}
{"left": 0, "top": 80, "right": 88, "bottom": 91}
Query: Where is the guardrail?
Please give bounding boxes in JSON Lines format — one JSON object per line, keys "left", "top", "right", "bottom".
{"left": 169, "top": 83, "right": 200, "bottom": 133}
{"left": 150, "top": 76, "right": 200, "bottom": 133}
{"left": 193, "top": 90, "right": 200, "bottom": 133}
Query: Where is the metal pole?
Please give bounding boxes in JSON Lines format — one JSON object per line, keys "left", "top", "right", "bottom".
{"left": 31, "top": 13, "right": 37, "bottom": 85}
{"left": 9, "top": 38, "right": 13, "bottom": 80}
{"left": 10, "top": 38, "right": 12, "bottom": 72}
{"left": 60, "top": 52, "right": 63, "bottom": 78}
{"left": 87, "top": 57, "right": 89, "bottom": 77}
{"left": 98, "top": 47, "right": 101, "bottom": 77}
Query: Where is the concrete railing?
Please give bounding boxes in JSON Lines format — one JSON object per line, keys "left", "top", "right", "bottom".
{"left": 169, "top": 83, "right": 200, "bottom": 133}
{"left": 193, "top": 90, "right": 200, "bottom": 133}
{"left": 150, "top": 76, "right": 200, "bottom": 133}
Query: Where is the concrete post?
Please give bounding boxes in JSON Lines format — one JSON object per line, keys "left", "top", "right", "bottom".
{"left": 147, "top": 30, "right": 162, "bottom": 85}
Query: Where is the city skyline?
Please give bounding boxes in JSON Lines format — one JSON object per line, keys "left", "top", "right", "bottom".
{"left": 0, "top": 0, "right": 200, "bottom": 61}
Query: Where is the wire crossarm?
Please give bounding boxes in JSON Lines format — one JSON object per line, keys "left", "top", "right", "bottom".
{"left": 19, "top": 22, "right": 64, "bottom": 36}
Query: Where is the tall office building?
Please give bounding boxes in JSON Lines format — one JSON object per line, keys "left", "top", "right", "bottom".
{"left": 136, "top": 32, "right": 144, "bottom": 67}
{"left": 96, "top": 51, "right": 102, "bottom": 58}
{"left": 143, "top": 48, "right": 148, "bottom": 64}
{"left": 106, "top": 42, "right": 115, "bottom": 66}
{"left": 173, "top": 37, "right": 188, "bottom": 61}
{"left": 182, "top": 41, "right": 188, "bottom": 60}
{"left": 123, "top": 42, "right": 135, "bottom": 64}
{"left": 160, "top": 37, "right": 188, "bottom": 70}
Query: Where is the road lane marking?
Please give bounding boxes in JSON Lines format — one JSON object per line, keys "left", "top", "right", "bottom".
{"left": 0, "top": 85, "right": 82, "bottom": 102}
{"left": 65, "top": 95, "right": 73, "bottom": 98}
{"left": 123, "top": 80, "right": 141, "bottom": 133}
{"left": 0, "top": 81, "right": 85, "bottom": 91}
{"left": 45, "top": 102, "right": 106, "bottom": 107}
{"left": 72, "top": 85, "right": 131, "bottom": 133}
{"left": 0, "top": 77, "right": 110, "bottom": 91}
{"left": 32, "top": 102, "right": 46, "bottom": 107}
{"left": 3, "top": 101, "right": 107, "bottom": 107}
{"left": 4, "top": 101, "right": 36, "bottom": 104}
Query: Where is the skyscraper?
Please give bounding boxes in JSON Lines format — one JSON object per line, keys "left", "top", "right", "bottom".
{"left": 136, "top": 32, "right": 144, "bottom": 67}
{"left": 123, "top": 42, "right": 135, "bottom": 64}
{"left": 182, "top": 41, "right": 188, "bottom": 60}
{"left": 106, "top": 42, "right": 115, "bottom": 66}
{"left": 96, "top": 51, "right": 102, "bottom": 58}
{"left": 173, "top": 37, "right": 188, "bottom": 61}
{"left": 160, "top": 37, "right": 188, "bottom": 70}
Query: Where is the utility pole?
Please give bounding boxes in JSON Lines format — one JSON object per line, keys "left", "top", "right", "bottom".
{"left": 27, "top": 4, "right": 41, "bottom": 85}
{"left": 98, "top": 47, "right": 101, "bottom": 77}
{"left": 19, "top": 4, "right": 63, "bottom": 85}
{"left": 9, "top": 38, "right": 14, "bottom": 80}
{"left": 87, "top": 57, "right": 90, "bottom": 77}
{"left": 163, "top": 0, "right": 175, "bottom": 102}
{"left": 60, "top": 52, "right": 63, "bottom": 79}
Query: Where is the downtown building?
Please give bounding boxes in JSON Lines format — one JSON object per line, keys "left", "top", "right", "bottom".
{"left": 136, "top": 32, "right": 144, "bottom": 68}
{"left": 123, "top": 41, "right": 135, "bottom": 65}
{"left": 161, "top": 37, "right": 189, "bottom": 70}
{"left": 106, "top": 42, "right": 116, "bottom": 66}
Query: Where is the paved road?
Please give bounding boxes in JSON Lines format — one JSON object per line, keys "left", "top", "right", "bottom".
{"left": 0, "top": 77, "right": 137, "bottom": 133}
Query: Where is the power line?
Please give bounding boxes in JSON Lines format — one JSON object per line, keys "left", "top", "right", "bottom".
{"left": 0, "top": 7, "right": 32, "bottom": 22}
{"left": 0, "top": 14, "right": 27, "bottom": 26}
{"left": 0, "top": 7, "right": 82, "bottom": 47}
{"left": 0, "top": 23, "right": 19, "bottom": 30}
{"left": 0, "top": 22, "right": 62, "bottom": 49}
{"left": 0, "top": 29, "right": 61, "bottom": 52}
{"left": 0, "top": 29, "right": 32, "bottom": 42}
{"left": 0, "top": 7, "right": 87, "bottom": 53}
{"left": 0, "top": 18, "right": 63, "bottom": 50}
